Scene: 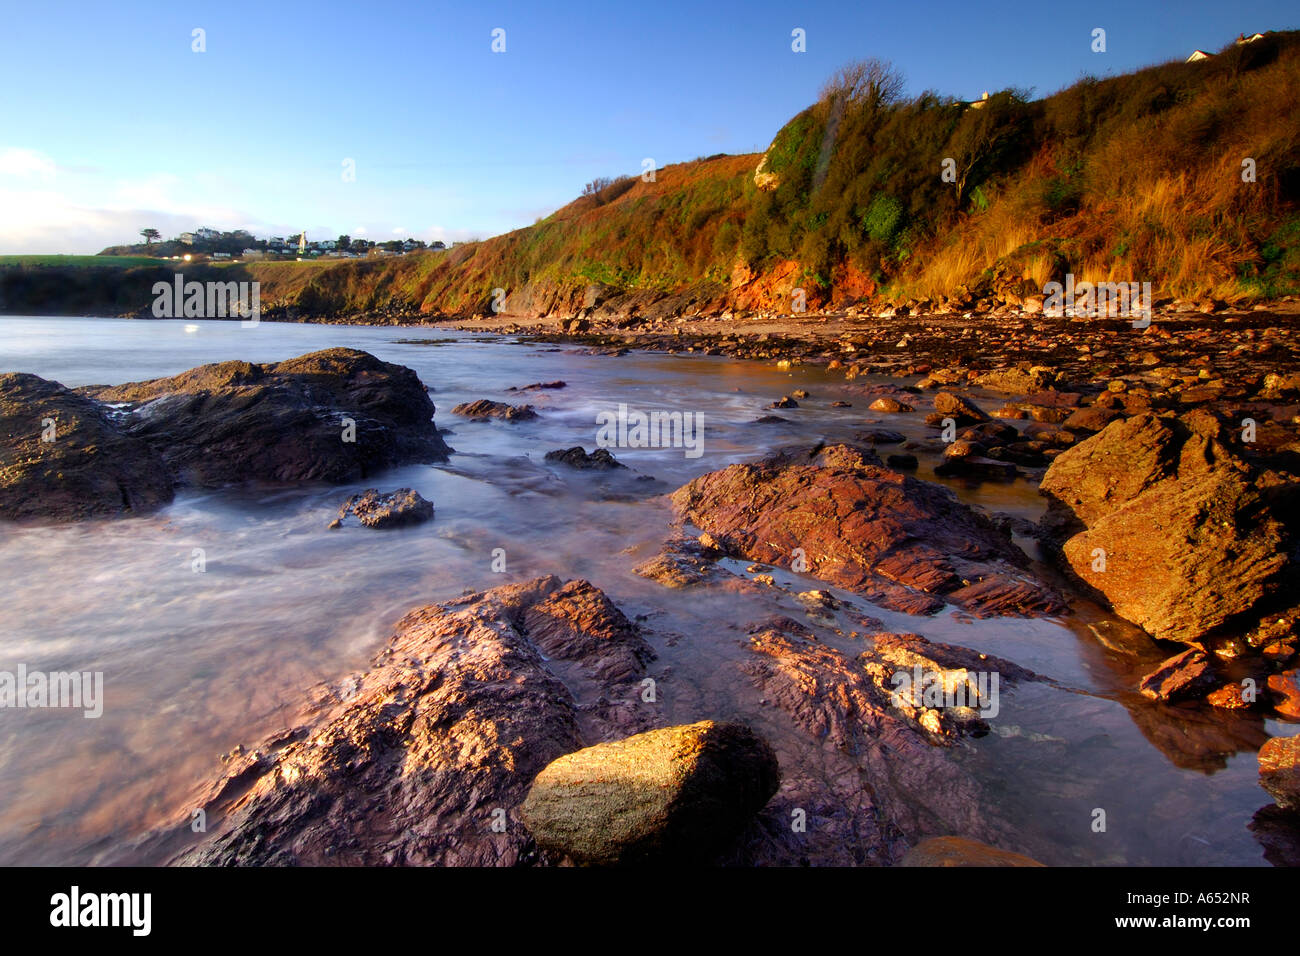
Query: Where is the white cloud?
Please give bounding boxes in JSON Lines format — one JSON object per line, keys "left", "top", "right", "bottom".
{"left": 0, "top": 147, "right": 57, "bottom": 181}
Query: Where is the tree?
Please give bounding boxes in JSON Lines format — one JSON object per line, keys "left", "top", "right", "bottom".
{"left": 337, "top": 234, "right": 350, "bottom": 251}
{"left": 140, "top": 228, "right": 161, "bottom": 246}
{"left": 819, "top": 59, "right": 906, "bottom": 113}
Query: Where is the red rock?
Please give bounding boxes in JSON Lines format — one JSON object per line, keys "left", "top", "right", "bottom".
{"left": 1268, "top": 670, "right": 1300, "bottom": 719}
{"left": 670, "top": 443, "right": 1063, "bottom": 617}
{"left": 1040, "top": 413, "right": 1294, "bottom": 645}
{"left": 175, "top": 576, "right": 648, "bottom": 866}
{"left": 1138, "top": 649, "right": 1218, "bottom": 701}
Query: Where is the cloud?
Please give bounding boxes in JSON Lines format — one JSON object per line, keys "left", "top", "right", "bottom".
{"left": 0, "top": 147, "right": 57, "bottom": 181}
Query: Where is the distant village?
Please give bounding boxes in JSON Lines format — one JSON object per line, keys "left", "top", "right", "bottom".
{"left": 127, "top": 226, "right": 453, "bottom": 262}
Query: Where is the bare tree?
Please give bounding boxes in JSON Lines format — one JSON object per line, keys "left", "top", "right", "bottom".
{"left": 819, "top": 59, "right": 906, "bottom": 111}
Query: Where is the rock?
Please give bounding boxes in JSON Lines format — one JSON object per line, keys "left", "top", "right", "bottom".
{"left": 856, "top": 429, "right": 906, "bottom": 444}
{"left": 972, "top": 365, "right": 1058, "bottom": 395}
{"left": 544, "top": 447, "right": 626, "bottom": 470}
{"left": 452, "top": 399, "right": 538, "bottom": 421}
{"left": 519, "top": 579, "right": 654, "bottom": 683}
{"left": 633, "top": 536, "right": 733, "bottom": 589}
{"left": 1138, "top": 649, "right": 1218, "bottom": 702}
{"left": 333, "top": 487, "right": 434, "bottom": 529}
{"left": 933, "top": 456, "right": 1018, "bottom": 480}
{"left": 886, "top": 453, "right": 919, "bottom": 470}
{"left": 1061, "top": 406, "right": 1123, "bottom": 433}
{"left": 1259, "top": 735, "right": 1300, "bottom": 811}
{"left": 507, "top": 380, "right": 567, "bottom": 392}
{"left": 83, "top": 349, "right": 450, "bottom": 487}
{"left": 176, "top": 576, "right": 626, "bottom": 866}
{"left": 0, "top": 373, "right": 173, "bottom": 521}
{"left": 1268, "top": 670, "right": 1300, "bottom": 719}
{"left": 519, "top": 720, "right": 780, "bottom": 865}
{"left": 943, "top": 439, "right": 983, "bottom": 458}
{"left": 869, "top": 397, "right": 913, "bottom": 413}
{"left": 1039, "top": 412, "right": 1296, "bottom": 645}
{"left": 933, "top": 391, "right": 988, "bottom": 424}
{"left": 670, "top": 443, "right": 1063, "bottom": 617}
{"left": 737, "top": 625, "right": 1045, "bottom": 864}
{"left": 898, "top": 836, "right": 1044, "bottom": 867}
{"left": 791, "top": 389, "right": 811, "bottom": 399}
{"left": 770, "top": 396, "right": 799, "bottom": 409}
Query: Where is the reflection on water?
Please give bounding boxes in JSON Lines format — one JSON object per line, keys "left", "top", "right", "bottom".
{"left": 0, "top": 316, "right": 1291, "bottom": 865}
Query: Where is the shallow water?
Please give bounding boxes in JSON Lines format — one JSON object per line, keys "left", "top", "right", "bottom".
{"left": 0, "top": 316, "right": 1292, "bottom": 866}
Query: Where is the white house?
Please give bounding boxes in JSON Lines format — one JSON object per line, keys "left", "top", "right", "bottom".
{"left": 179, "top": 232, "right": 196, "bottom": 245}
{"left": 195, "top": 227, "right": 220, "bottom": 241}
{"left": 1237, "top": 32, "right": 1265, "bottom": 44}
{"left": 1186, "top": 50, "right": 1213, "bottom": 63}
{"left": 968, "top": 91, "right": 991, "bottom": 110}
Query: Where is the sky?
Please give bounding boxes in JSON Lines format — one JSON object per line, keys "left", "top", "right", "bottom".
{"left": 1, "top": 0, "right": 1297, "bottom": 254}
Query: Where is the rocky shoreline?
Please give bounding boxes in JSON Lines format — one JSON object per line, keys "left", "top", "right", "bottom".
{"left": 3, "top": 326, "right": 1298, "bottom": 865}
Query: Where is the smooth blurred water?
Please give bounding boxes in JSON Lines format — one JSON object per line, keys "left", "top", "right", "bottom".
{"left": 0, "top": 316, "right": 1292, "bottom": 866}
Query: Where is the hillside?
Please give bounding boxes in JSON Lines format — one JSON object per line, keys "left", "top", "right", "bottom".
{"left": 5, "top": 30, "right": 1299, "bottom": 322}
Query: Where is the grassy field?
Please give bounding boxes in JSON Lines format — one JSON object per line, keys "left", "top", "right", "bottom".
{"left": 0, "top": 255, "right": 168, "bottom": 268}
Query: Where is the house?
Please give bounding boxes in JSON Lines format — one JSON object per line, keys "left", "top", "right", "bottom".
{"left": 210, "top": 252, "right": 231, "bottom": 260}
{"left": 1186, "top": 49, "right": 1213, "bottom": 62}
{"left": 401, "top": 238, "right": 419, "bottom": 252}
{"left": 242, "top": 248, "right": 265, "bottom": 260}
{"left": 1236, "top": 32, "right": 1265, "bottom": 44}
{"left": 179, "top": 232, "right": 196, "bottom": 245}
{"left": 968, "top": 91, "right": 991, "bottom": 110}
{"left": 195, "top": 227, "right": 220, "bottom": 241}
{"left": 269, "top": 236, "right": 286, "bottom": 248}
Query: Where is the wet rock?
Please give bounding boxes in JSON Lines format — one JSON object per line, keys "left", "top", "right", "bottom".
{"left": 0, "top": 373, "right": 173, "bottom": 521}
{"left": 84, "top": 349, "right": 450, "bottom": 487}
{"left": 519, "top": 720, "right": 780, "bottom": 865}
{"left": 752, "top": 415, "right": 790, "bottom": 424}
{"left": 933, "top": 456, "right": 1018, "bottom": 480}
{"left": 519, "top": 578, "right": 654, "bottom": 684}
{"left": 898, "top": 836, "right": 1045, "bottom": 867}
{"left": 331, "top": 487, "right": 434, "bottom": 529}
{"left": 769, "top": 396, "right": 799, "bottom": 409}
{"left": 507, "top": 380, "right": 566, "bottom": 392}
{"left": 670, "top": 443, "right": 1063, "bottom": 618}
{"left": 869, "top": 397, "right": 913, "bottom": 413}
{"left": 856, "top": 429, "right": 907, "bottom": 444}
{"left": 1268, "top": 670, "right": 1300, "bottom": 719}
{"left": 175, "top": 576, "right": 613, "bottom": 866}
{"left": 544, "top": 446, "right": 626, "bottom": 470}
{"left": 1039, "top": 412, "right": 1297, "bottom": 646}
{"left": 452, "top": 399, "right": 538, "bottom": 421}
{"left": 633, "top": 536, "right": 733, "bottom": 588}
{"left": 736, "top": 626, "right": 1044, "bottom": 864}
{"left": 932, "top": 391, "right": 988, "bottom": 424}
{"left": 1259, "top": 735, "right": 1300, "bottom": 811}
{"left": 1138, "top": 649, "right": 1218, "bottom": 702}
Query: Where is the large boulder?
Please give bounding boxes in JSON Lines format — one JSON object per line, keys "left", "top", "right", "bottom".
{"left": 669, "top": 443, "right": 1064, "bottom": 617}
{"left": 174, "top": 576, "right": 648, "bottom": 866}
{"left": 1039, "top": 412, "right": 1297, "bottom": 645}
{"left": 0, "top": 373, "right": 174, "bottom": 521}
{"left": 84, "top": 348, "right": 450, "bottom": 487}
{"left": 519, "top": 720, "right": 780, "bottom": 865}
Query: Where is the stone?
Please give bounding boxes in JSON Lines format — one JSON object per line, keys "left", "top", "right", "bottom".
{"left": 519, "top": 720, "right": 780, "bottom": 865}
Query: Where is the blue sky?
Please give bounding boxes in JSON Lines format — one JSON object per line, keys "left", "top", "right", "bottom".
{"left": 1, "top": 0, "right": 1296, "bottom": 253}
